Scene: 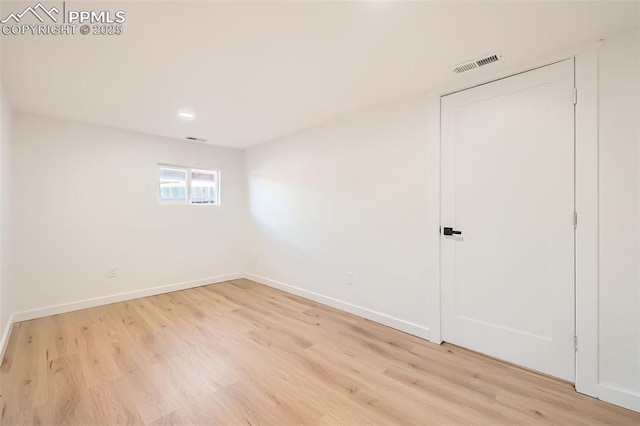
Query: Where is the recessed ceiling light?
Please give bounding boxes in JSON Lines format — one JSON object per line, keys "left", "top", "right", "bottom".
{"left": 178, "top": 111, "right": 195, "bottom": 120}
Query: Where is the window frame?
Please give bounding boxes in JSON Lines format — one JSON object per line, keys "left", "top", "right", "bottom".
{"left": 157, "top": 164, "right": 221, "bottom": 206}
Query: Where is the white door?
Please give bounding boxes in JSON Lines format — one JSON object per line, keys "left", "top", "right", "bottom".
{"left": 441, "top": 59, "right": 575, "bottom": 381}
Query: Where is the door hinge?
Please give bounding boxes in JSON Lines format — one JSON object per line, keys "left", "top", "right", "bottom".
{"left": 574, "top": 335, "right": 578, "bottom": 351}
{"left": 573, "top": 211, "right": 578, "bottom": 228}
{"left": 573, "top": 88, "right": 578, "bottom": 105}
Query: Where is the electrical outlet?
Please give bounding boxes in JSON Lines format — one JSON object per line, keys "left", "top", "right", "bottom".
{"left": 346, "top": 272, "right": 353, "bottom": 285}
{"left": 107, "top": 267, "right": 117, "bottom": 278}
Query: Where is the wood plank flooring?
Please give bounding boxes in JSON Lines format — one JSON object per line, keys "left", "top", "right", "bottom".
{"left": 1, "top": 279, "right": 638, "bottom": 425}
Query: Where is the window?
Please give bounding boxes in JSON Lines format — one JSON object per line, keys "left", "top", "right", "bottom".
{"left": 159, "top": 167, "right": 188, "bottom": 203}
{"left": 158, "top": 165, "right": 220, "bottom": 205}
{"left": 190, "top": 169, "right": 218, "bottom": 205}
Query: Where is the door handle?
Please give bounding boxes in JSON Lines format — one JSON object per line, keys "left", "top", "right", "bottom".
{"left": 443, "top": 227, "right": 462, "bottom": 236}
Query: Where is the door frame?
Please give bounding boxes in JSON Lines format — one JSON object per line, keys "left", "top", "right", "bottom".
{"left": 427, "top": 46, "right": 638, "bottom": 411}
{"left": 573, "top": 50, "right": 639, "bottom": 412}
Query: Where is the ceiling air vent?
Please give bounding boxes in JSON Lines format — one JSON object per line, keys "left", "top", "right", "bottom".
{"left": 186, "top": 136, "right": 208, "bottom": 142}
{"left": 454, "top": 52, "right": 502, "bottom": 74}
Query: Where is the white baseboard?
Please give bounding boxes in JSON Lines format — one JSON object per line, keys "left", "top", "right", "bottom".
{"left": 0, "top": 271, "right": 430, "bottom": 367}
{"left": 0, "top": 313, "right": 15, "bottom": 365}
{"left": 11, "top": 273, "right": 242, "bottom": 323}
{"left": 596, "top": 384, "right": 640, "bottom": 413}
{"left": 0, "top": 273, "right": 242, "bottom": 366}
{"left": 243, "top": 272, "right": 430, "bottom": 341}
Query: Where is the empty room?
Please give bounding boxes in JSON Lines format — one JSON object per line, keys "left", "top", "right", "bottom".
{"left": 0, "top": 0, "right": 639, "bottom": 424}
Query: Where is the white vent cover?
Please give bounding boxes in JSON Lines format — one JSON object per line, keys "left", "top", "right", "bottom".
{"left": 454, "top": 52, "right": 502, "bottom": 74}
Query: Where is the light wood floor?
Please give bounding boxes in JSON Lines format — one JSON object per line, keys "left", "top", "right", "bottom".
{"left": 1, "top": 279, "right": 638, "bottom": 425}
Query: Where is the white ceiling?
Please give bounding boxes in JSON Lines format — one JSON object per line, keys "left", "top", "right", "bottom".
{"left": 2, "top": 1, "right": 639, "bottom": 148}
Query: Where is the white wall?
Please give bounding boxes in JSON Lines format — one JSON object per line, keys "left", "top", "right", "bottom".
{"left": 245, "top": 97, "right": 436, "bottom": 337}
{"left": 598, "top": 30, "right": 640, "bottom": 396}
{"left": 0, "top": 81, "right": 12, "bottom": 335}
{"left": 10, "top": 113, "right": 245, "bottom": 317}
{"left": 244, "top": 28, "right": 640, "bottom": 409}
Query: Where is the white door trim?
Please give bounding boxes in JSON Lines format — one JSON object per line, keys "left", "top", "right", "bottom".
{"left": 574, "top": 48, "right": 600, "bottom": 399}
{"left": 574, "top": 49, "right": 640, "bottom": 413}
